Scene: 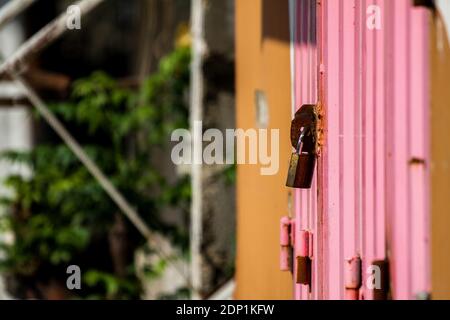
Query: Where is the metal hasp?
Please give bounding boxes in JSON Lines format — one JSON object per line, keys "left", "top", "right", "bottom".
{"left": 286, "top": 104, "right": 318, "bottom": 189}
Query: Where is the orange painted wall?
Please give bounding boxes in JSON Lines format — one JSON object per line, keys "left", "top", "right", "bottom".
{"left": 431, "top": 10, "right": 450, "bottom": 300}
{"left": 234, "top": 0, "right": 293, "bottom": 299}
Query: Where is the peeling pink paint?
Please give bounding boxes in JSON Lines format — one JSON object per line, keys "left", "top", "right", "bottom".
{"left": 290, "top": 0, "right": 431, "bottom": 300}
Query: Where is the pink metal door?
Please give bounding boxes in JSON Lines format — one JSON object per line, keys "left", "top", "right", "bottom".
{"left": 289, "top": 0, "right": 431, "bottom": 300}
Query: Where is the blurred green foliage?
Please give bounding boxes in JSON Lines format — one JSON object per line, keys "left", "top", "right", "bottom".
{"left": 0, "top": 46, "right": 191, "bottom": 299}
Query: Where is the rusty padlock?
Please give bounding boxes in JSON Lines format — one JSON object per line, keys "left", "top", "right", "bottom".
{"left": 286, "top": 105, "right": 317, "bottom": 189}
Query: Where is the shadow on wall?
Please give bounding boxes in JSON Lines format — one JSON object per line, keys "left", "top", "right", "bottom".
{"left": 262, "top": 0, "right": 316, "bottom": 45}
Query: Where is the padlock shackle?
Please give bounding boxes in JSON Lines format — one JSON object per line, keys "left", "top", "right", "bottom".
{"left": 295, "top": 126, "right": 311, "bottom": 155}
{"left": 290, "top": 104, "right": 317, "bottom": 150}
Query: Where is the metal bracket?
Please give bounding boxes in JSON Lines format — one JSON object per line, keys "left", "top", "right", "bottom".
{"left": 372, "top": 259, "right": 391, "bottom": 300}
{"left": 280, "top": 217, "right": 294, "bottom": 272}
{"left": 345, "top": 257, "right": 362, "bottom": 300}
{"left": 296, "top": 256, "right": 312, "bottom": 287}
{"left": 296, "top": 230, "right": 312, "bottom": 289}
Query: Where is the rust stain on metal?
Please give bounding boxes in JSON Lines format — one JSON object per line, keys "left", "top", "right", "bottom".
{"left": 315, "top": 101, "right": 325, "bottom": 156}
{"left": 296, "top": 256, "right": 312, "bottom": 288}
{"left": 409, "top": 158, "right": 426, "bottom": 166}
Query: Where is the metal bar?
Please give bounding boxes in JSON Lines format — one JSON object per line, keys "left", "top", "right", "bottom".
{"left": 390, "top": 0, "right": 410, "bottom": 299}
{"left": 0, "top": 0, "right": 36, "bottom": 31}
{"left": 190, "top": 0, "right": 205, "bottom": 300}
{"left": 409, "top": 4, "right": 431, "bottom": 298}
{"left": 321, "top": 0, "right": 343, "bottom": 300}
{"left": 0, "top": 0, "right": 104, "bottom": 77}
